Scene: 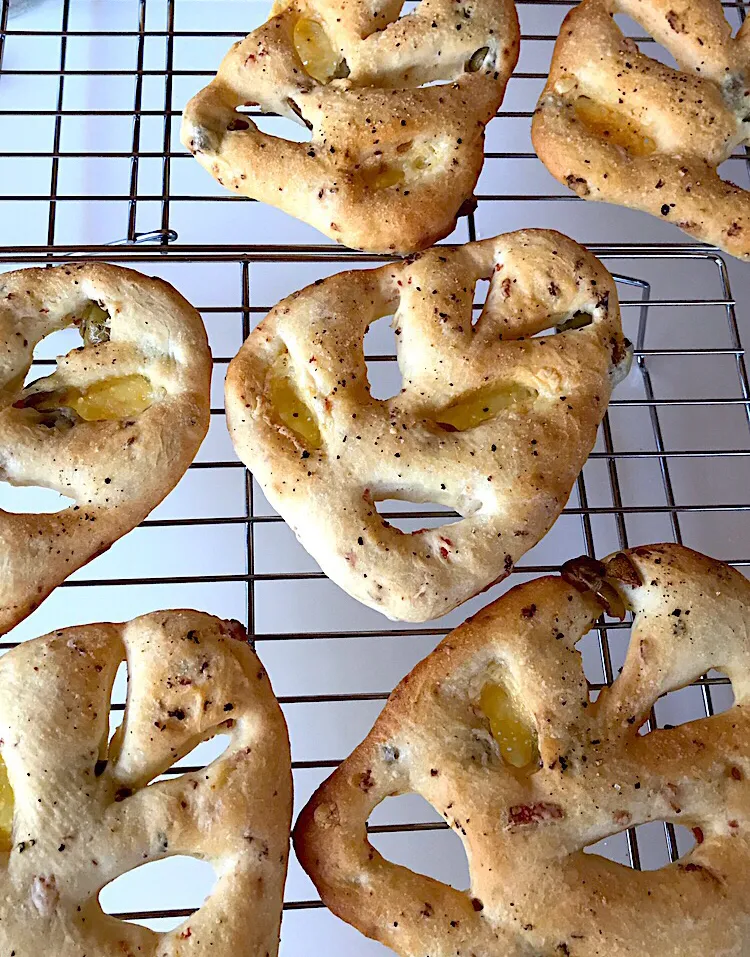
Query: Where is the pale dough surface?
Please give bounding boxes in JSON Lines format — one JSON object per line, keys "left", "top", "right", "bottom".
{"left": 533, "top": 0, "right": 750, "bottom": 260}
{"left": 181, "top": 0, "right": 520, "bottom": 253}
{"left": 295, "top": 544, "right": 750, "bottom": 956}
{"left": 0, "top": 263, "right": 212, "bottom": 635}
{"left": 0, "top": 609, "right": 292, "bottom": 957}
{"left": 226, "top": 229, "right": 630, "bottom": 622}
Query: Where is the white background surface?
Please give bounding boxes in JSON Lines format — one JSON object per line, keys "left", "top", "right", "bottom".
{"left": 1, "top": 0, "right": 749, "bottom": 952}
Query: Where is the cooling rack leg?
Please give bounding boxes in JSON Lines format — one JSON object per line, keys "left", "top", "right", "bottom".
{"left": 0, "top": 0, "right": 8, "bottom": 71}
{"left": 716, "top": 256, "right": 750, "bottom": 432}
{"left": 621, "top": 272, "right": 686, "bottom": 861}
{"left": 160, "top": 0, "right": 175, "bottom": 243}
{"left": 574, "top": 461, "right": 645, "bottom": 870}
{"left": 46, "top": 0, "right": 70, "bottom": 249}
{"left": 127, "top": 0, "right": 147, "bottom": 243}
{"left": 708, "top": 254, "right": 749, "bottom": 729}
{"left": 598, "top": 411, "right": 651, "bottom": 867}
{"left": 736, "top": 1, "right": 750, "bottom": 180}
{"left": 241, "top": 260, "right": 257, "bottom": 646}
{"left": 633, "top": 277, "right": 683, "bottom": 545}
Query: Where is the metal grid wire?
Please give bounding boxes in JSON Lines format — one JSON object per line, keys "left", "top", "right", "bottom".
{"left": 1, "top": 0, "right": 750, "bottom": 941}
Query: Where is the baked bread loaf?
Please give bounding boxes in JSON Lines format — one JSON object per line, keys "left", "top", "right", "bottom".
{"left": 0, "top": 263, "right": 211, "bottom": 636}
{"left": 533, "top": 0, "right": 750, "bottom": 261}
{"left": 295, "top": 543, "right": 750, "bottom": 957}
{"left": 181, "top": 0, "right": 520, "bottom": 253}
{"left": 225, "top": 229, "right": 631, "bottom": 622}
{"left": 0, "top": 609, "right": 291, "bottom": 956}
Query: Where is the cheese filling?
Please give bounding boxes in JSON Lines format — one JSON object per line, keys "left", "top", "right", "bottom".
{"left": 437, "top": 383, "right": 538, "bottom": 431}
{"left": 34, "top": 374, "right": 154, "bottom": 422}
{"left": 270, "top": 352, "right": 322, "bottom": 449}
{"left": 480, "top": 682, "right": 537, "bottom": 769}
{"left": 294, "top": 18, "right": 341, "bottom": 83}
{"left": 361, "top": 165, "right": 406, "bottom": 190}
{"left": 575, "top": 96, "right": 656, "bottom": 157}
{"left": 361, "top": 144, "right": 441, "bottom": 191}
{"left": 0, "top": 757, "right": 13, "bottom": 851}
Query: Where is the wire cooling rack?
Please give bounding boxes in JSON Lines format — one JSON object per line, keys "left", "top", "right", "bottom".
{"left": 1, "top": 0, "right": 750, "bottom": 953}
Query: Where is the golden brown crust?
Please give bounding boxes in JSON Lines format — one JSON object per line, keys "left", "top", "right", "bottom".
{"left": 532, "top": 0, "right": 750, "bottom": 260}
{"left": 295, "top": 543, "right": 750, "bottom": 957}
{"left": 0, "top": 263, "right": 212, "bottom": 636}
{"left": 0, "top": 609, "right": 292, "bottom": 957}
{"left": 181, "top": 0, "right": 520, "bottom": 253}
{"left": 225, "top": 229, "right": 630, "bottom": 622}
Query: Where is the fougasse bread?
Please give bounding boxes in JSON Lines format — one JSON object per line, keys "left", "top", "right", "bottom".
{"left": 0, "top": 263, "right": 211, "bottom": 636}
{"left": 295, "top": 543, "right": 750, "bottom": 957}
{"left": 533, "top": 0, "right": 750, "bottom": 260}
{"left": 181, "top": 0, "right": 520, "bottom": 254}
{"left": 0, "top": 610, "right": 292, "bottom": 957}
{"left": 225, "top": 229, "right": 631, "bottom": 622}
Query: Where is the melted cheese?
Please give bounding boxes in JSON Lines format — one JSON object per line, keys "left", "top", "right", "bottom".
{"left": 35, "top": 375, "right": 154, "bottom": 422}
{"left": 0, "top": 757, "right": 13, "bottom": 851}
{"left": 294, "top": 18, "right": 339, "bottom": 83}
{"left": 437, "top": 384, "right": 538, "bottom": 431}
{"left": 270, "top": 353, "right": 322, "bottom": 449}
{"left": 575, "top": 97, "right": 656, "bottom": 157}
{"left": 480, "top": 682, "right": 537, "bottom": 769}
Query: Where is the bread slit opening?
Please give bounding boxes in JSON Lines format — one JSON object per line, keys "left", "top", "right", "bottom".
{"left": 99, "top": 857, "right": 217, "bottom": 924}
